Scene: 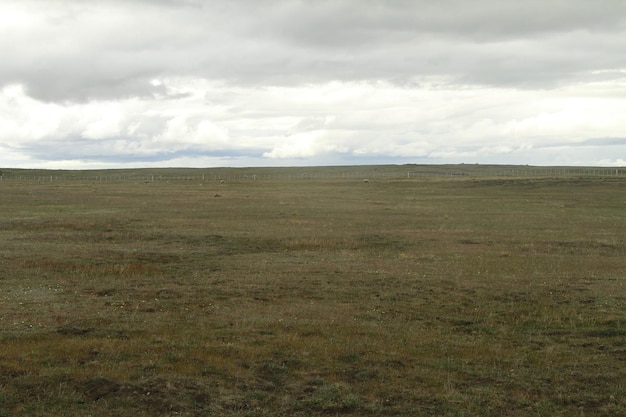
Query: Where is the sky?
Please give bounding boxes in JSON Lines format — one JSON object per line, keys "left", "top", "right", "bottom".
{"left": 1, "top": 0, "right": 626, "bottom": 169}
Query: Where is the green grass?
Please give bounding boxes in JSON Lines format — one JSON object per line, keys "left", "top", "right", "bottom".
{"left": 1, "top": 167, "right": 625, "bottom": 416}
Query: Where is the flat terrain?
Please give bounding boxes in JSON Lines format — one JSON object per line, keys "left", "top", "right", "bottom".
{"left": 1, "top": 168, "right": 625, "bottom": 416}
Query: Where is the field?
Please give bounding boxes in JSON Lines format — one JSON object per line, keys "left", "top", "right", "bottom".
{"left": 1, "top": 166, "right": 625, "bottom": 416}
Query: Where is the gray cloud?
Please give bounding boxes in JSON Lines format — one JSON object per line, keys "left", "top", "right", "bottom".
{"left": 3, "top": 0, "right": 626, "bottom": 102}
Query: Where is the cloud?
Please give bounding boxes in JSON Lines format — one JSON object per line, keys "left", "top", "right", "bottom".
{"left": 1, "top": 0, "right": 626, "bottom": 168}
{"left": 4, "top": 0, "right": 626, "bottom": 102}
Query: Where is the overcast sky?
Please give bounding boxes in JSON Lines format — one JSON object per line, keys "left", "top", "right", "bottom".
{"left": 2, "top": 0, "right": 626, "bottom": 169}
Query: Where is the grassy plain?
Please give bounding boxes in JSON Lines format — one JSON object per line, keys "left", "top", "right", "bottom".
{"left": 1, "top": 168, "right": 625, "bottom": 416}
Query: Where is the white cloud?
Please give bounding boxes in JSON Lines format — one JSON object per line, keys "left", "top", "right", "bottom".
{"left": 263, "top": 129, "right": 349, "bottom": 159}
{"left": 595, "top": 158, "right": 626, "bottom": 167}
{"left": 81, "top": 104, "right": 123, "bottom": 140}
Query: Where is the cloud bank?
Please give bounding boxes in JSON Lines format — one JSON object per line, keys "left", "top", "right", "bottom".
{"left": 2, "top": 0, "right": 626, "bottom": 168}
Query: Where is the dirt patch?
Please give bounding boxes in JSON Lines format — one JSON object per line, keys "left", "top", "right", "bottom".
{"left": 56, "top": 321, "right": 129, "bottom": 339}
{"left": 84, "top": 377, "right": 120, "bottom": 400}
{"left": 81, "top": 376, "right": 215, "bottom": 414}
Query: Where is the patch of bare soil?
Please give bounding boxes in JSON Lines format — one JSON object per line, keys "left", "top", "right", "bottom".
{"left": 82, "top": 376, "right": 215, "bottom": 414}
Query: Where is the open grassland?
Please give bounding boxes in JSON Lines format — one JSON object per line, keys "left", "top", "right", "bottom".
{"left": 1, "top": 168, "right": 625, "bottom": 416}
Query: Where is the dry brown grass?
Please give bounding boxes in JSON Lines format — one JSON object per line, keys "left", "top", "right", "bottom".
{"left": 1, "top": 171, "right": 625, "bottom": 416}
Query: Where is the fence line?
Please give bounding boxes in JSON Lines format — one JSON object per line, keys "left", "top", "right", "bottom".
{"left": 0, "top": 167, "right": 624, "bottom": 184}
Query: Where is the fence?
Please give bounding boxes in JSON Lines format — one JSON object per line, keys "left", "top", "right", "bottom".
{"left": 0, "top": 167, "right": 624, "bottom": 184}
